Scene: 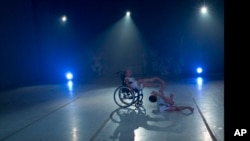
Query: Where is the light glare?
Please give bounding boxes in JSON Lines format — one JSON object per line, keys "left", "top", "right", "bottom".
{"left": 196, "top": 77, "right": 203, "bottom": 90}
{"left": 197, "top": 77, "right": 203, "bottom": 85}
{"left": 66, "top": 72, "right": 73, "bottom": 80}
{"left": 67, "top": 80, "right": 73, "bottom": 92}
{"left": 126, "top": 11, "right": 130, "bottom": 16}
{"left": 61, "top": 15, "right": 67, "bottom": 22}
{"left": 197, "top": 67, "right": 203, "bottom": 74}
{"left": 201, "top": 6, "right": 207, "bottom": 14}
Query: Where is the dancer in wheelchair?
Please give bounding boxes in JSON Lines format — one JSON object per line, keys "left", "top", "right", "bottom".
{"left": 124, "top": 68, "right": 165, "bottom": 92}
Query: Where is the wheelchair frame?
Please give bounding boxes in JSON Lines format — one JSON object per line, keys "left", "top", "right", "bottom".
{"left": 113, "top": 71, "right": 144, "bottom": 108}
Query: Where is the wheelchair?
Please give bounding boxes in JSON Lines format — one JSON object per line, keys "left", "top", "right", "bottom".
{"left": 113, "top": 71, "right": 143, "bottom": 108}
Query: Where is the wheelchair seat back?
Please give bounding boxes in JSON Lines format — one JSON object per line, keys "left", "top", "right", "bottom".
{"left": 120, "top": 71, "right": 127, "bottom": 86}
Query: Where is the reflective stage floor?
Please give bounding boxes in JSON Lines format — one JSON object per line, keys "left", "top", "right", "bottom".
{"left": 0, "top": 75, "right": 224, "bottom": 141}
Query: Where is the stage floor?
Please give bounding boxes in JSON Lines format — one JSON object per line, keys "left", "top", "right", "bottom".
{"left": 0, "top": 75, "right": 224, "bottom": 141}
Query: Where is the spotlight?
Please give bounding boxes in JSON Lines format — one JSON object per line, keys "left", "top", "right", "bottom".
{"left": 196, "top": 67, "right": 203, "bottom": 74}
{"left": 61, "top": 15, "right": 67, "bottom": 22}
{"left": 126, "top": 11, "right": 131, "bottom": 16}
{"left": 66, "top": 72, "right": 73, "bottom": 80}
{"left": 200, "top": 6, "right": 207, "bottom": 14}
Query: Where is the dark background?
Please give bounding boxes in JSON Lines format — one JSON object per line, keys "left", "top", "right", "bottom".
{"left": 0, "top": 0, "right": 224, "bottom": 91}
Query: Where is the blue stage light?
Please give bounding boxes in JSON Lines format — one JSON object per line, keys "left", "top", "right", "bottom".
{"left": 66, "top": 72, "right": 73, "bottom": 80}
{"left": 196, "top": 67, "right": 203, "bottom": 74}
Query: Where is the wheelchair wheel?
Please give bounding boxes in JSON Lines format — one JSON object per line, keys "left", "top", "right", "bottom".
{"left": 113, "top": 86, "right": 135, "bottom": 108}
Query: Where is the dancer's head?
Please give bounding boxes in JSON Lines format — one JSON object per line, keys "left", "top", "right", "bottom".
{"left": 149, "top": 95, "right": 157, "bottom": 103}
{"left": 125, "top": 68, "right": 132, "bottom": 77}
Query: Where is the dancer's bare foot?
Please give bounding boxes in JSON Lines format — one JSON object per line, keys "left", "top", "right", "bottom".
{"left": 169, "top": 93, "right": 175, "bottom": 106}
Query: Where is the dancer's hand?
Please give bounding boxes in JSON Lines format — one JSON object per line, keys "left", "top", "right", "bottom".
{"left": 151, "top": 91, "right": 157, "bottom": 96}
